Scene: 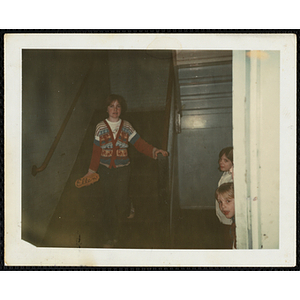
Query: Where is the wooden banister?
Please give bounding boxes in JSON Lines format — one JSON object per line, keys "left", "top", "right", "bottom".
{"left": 32, "top": 64, "right": 93, "bottom": 176}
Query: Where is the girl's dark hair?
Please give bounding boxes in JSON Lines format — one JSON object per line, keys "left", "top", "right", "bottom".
{"left": 215, "top": 182, "right": 234, "bottom": 200}
{"left": 105, "top": 94, "right": 127, "bottom": 114}
{"left": 218, "top": 146, "right": 233, "bottom": 171}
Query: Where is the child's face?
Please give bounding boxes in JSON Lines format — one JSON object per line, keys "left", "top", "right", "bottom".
{"left": 219, "top": 154, "right": 233, "bottom": 172}
{"left": 217, "top": 194, "right": 235, "bottom": 219}
{"left": 107, "top": 100, "right": 121, "bottom": 120}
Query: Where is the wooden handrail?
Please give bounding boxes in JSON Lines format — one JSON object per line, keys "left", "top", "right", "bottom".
{"left": 32, "top": 64, "right": 93, "bottom": 176}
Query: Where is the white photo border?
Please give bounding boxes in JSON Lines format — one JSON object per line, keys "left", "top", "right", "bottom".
{"left": 4, "top": 33, "right": 297, "bottom": 267}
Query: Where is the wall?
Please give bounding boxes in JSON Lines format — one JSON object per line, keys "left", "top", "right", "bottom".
{"left": 22, "top": 50, "right": 110, "bottom": 245}
{"left": 233, "top": 50, "right": 280, "bottom": 249}
{"left": 174, "top": 50, "right": 233, "bottom": 209}
{"left": 108, "top": 50, "right": 171, "bottom": 111}
{"left": 22, "top": 49, "right": 172, "bottom": 246}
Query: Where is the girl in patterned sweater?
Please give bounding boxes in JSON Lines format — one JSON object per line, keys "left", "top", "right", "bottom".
{"left": 83, "top": 94, "right": 168, "bottom": 248}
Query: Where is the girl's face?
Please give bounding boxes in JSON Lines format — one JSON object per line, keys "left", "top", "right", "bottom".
{"left": 217, "top": 194, "right": 235, "bottom": 219}
{"left": 107, "top": 100, "right": 121, "bottom": 121}
{"left": 219, "top": 154, "right": 233, "bottom": 172}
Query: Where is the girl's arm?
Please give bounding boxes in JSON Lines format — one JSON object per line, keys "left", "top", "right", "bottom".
{"left": 88, "top": 143, "right": 102, "bottom": 172}
{"left": 131, "top": 134, "right": 168, "bottom": 159}
{"left": 82, "top": 140, "right": 102, "bottom": 177}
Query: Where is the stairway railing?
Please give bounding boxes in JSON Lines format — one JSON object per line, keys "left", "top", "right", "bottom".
{"left": 157, "top": 52, "right": 175, "bottom": 198}
{"left": 157, "top": 52, "right": 179, "bottom": 247}
{"left": 161, "top": 55, "right": 175, "bottom": 151}
{"left": 31, "top": 64, "right": 93, "bottom": 176}
{"left": 159, "top": 51, "right": 184, "bottom": 246}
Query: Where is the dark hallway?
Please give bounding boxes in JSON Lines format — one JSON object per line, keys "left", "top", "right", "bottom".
{"left": 41, "top": 110, "right": 232, "bottom": 249}
{"left": 21, "top": 49, "right": 233, "bottom": 250}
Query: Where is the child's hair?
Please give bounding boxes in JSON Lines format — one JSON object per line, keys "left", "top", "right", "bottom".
{"left": 215, "top": 182, "right": 234, "bottom": 200}
{"left": 105, "top": 94, "right": 127, "bottom": 114}
{"left": 218, "top": 146, "right": 233, "bottom": 171}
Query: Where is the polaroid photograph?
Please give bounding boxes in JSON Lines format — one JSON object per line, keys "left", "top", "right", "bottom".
{"left": 4, "top": 33, "right": 296, "bottom": 267}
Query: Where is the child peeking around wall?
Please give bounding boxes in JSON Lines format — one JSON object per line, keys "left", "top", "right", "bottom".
{"left": 216, "top": 147, "right": 233, "bottom": 225}
{"left": 215, "top": 182, "right": 236, "bottom": 249}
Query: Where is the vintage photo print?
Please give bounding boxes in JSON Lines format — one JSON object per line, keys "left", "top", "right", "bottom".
{"left": 4, "top": 33, "right": 296, "bottom": 267}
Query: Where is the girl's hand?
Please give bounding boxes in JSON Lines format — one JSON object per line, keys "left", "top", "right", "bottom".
{"left": 154, "top": 149, "right": 169, "bottom": 159}
{"left": 75, "top": 172, "right": 99, "bottom": 188}
{"left": 83, "top": 170, "right": 95, "bottom": 178}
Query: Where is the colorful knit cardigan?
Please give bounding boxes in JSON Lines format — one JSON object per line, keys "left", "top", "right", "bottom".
{"left": 89, "top": 119, "right": 156, "bottom": 170}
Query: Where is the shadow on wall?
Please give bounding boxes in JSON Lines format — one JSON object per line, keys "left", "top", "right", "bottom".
{"left": 22, "top": 50, "right": 111, "bottom": 246}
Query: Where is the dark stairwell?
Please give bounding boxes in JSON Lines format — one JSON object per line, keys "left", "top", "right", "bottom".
{"left": 41, "top": 50, "right": 234, "bottom": 250}
{"left": 41, "top": 108, "right": 232, "bottom": 249}
{"left": 41, "top": 109, "right": 170, "bottom": 249}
